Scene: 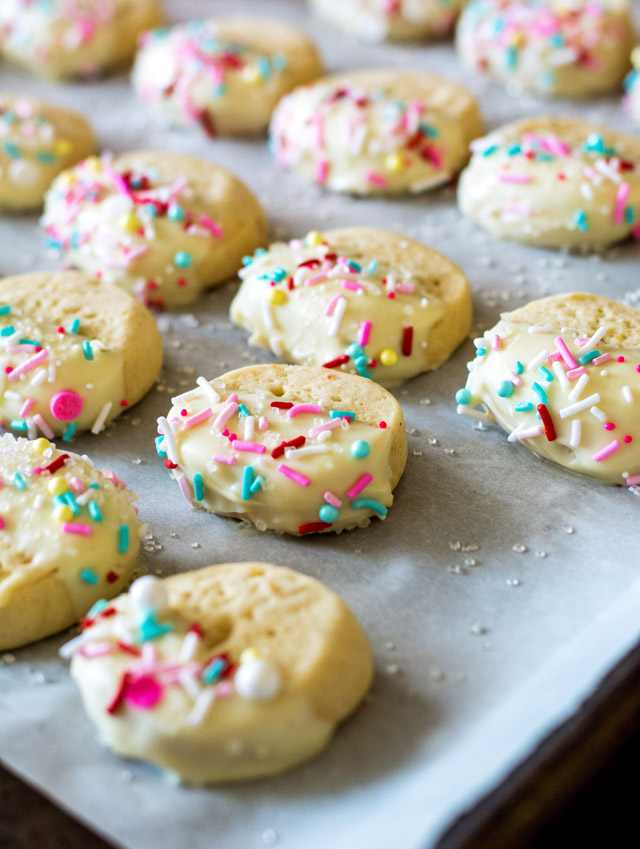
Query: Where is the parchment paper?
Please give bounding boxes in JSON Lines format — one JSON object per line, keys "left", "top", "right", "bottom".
{"left": 1, "top": 1, "right": 640, "bottom": 848}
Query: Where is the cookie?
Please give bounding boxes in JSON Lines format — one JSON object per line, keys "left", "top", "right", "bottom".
{"left": 0, "top": 434, "right": 143, "bottom": 651}
{"left": 458, "top": 116, "right": 640, "bottom": 250}
{"left": 156, "top": 364, "right": 407, "bottom": 535}
{"left": 0, "top": 0, "right": 164, "bottom": 80}
{"left": 308, "top": 0, "right": 465, "bottom": 42}
{"left": 64, "top": 563, "right": 373, "bottom": 783}
{"left": 623, "top": 46, "right": 640, "bottom": 124}
{"left": 456, "top": 293, "right": 640, "bottom": 485}
{"left": 132, "top": 17, "right": 324, "bottom": 136}
{"left": 0, "top": 95, "right": 95, "bottom": 211}
{"left": 230, "top": 227, "right": 471, "bottom": 386}
{"left": 456, "top": 0, "right": 635, "bottom": 98}
{"left": 42, "top": 151, "right": 268, "bottom": 308}
{"left": 0, "top": 271, "right": 162, "bottom": 439}
{"left": 269, "top": 68, "right": 483, "bottom": 195}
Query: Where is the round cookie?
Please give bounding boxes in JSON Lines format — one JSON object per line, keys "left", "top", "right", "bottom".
{"left": 623, "top": 47, "right": 640, "bottom": 124}
{"left": 65, "top": 563, "right": 373, "bottom": 783}
{"left": 0, "top": 434, "right": 143, "bottom": 651}
{"left": 308, "top": 0, "right": 466, "bottom": 42}
{"left": 269, "top": 68, "right": 484, "bottom": 195}
{"left": 156, "top": 364, "right": 407, "bottom": 535}
{"left": 42, "top": 151, "right": 268, "bottom": 308}
{"left": 457, "top": 116, "right": 640, "bottom": 250}
{"left": 456, "top": 293, "right": 640, "bottom": 485}
{"left": 230, "top": 227, "right": 472, "bottom": 386}
{"left": 456, "top": 0, "right": 635, "bottom": 98}
{"left": 132, "top": 17, "right": 324, "bottom": 136}
{"left": 0, "top": 95, "right": 95, "bottom": 211}
{"left": 0, "top": 271, "right": 162, "bottom": 439}
{"left": 0, "top": 0, "right": 165, "bottom": 80}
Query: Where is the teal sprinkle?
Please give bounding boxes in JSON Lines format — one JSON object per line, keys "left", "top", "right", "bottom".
{"left": 63, "top": 492, "right": 81, "bottom": 516}
{"left": 319, "top": 504, "right": 339, "bottom": 523}
{"left": 168, "top": 204, "right": 185, "bottom": 222}
{"left": 271, "top": 52, "right": 287, "bottom": 71}
{"left": 535, "top": 152, "right": 554, "bottom": 162}
{"left": 419, "top": 122, "right": 439, "bottom": 138}
{"left": 145, "top": 202, "right": 158, "bottom": 217}
{"left": 625, "top": 207, "right": 635, "bottom": 224}
{"left": 506, "top": 143, "right": 521, "bottom": 156}
{"left": 352, "top": 498, "right": 388, "bottom": 517}
{"left": 175, "top": 250, "right": 192, "bottom": 268}
{"left": 18, "top": 339, "right": 39, "bottom": 346}
{"left": 0, "top": 306, "right": 10, "bottom": 316}
{"left": 515, "top": 402, "right": 534, "bottom": 412}
{"left": 538, "top": 366, "right": 554, "bottom": 382}
{"left": 476, "top": 348, "right": 487, "bottom": 357}
{"left": 497, "top": 380, "right": 514, "bottom": 398}
{"left": 139, "top": 610, "right": 173, "bottom": 643}
{"left": 212, "top": 84, "right": 227, "bottom": 99}
{"left": 237, "top": 403, "right": 250, "bottom": 417}
{"left": 346, "top": 342, "right": 364, "bottom": 358}
{"left": 81, "top": 340, "right": 93, "bottom": 360}
{"left": 455, "top": 388, "right": 472, "bottom": 406}
{"left": 86, "top": 598, "right": 108, "bottom": 618}
{"left": 11, "top": 420, "right": 28, "bottom": 431}
{"left": 88, "top": 500, "right": 103, "bottom": 522}
{"left": 582, "top": 133, "right": 616, "bottom": 156}
{"left": 330, "top": 410, "right": 355, "bottom": 420}
{"left": 193, "top": 473, "right": 204, "bottom": 502}
{"left": 12, "top": 472, "right": 26, "bottom": 490}
{"left": 3, "top": 142, "right": 20, "bottom": 159}
{"left": 347, "top": 259, "right": 362, "bottom": 273}
{"left": 532, "top": 382, "right": 548, "bottom": 404}
{"left": 255, "top": 57, "right": 271, "bottom": 79}
{"left": 242, "top": 466, "right": 254, "bottom": 501}
{"left": 249, "top": 475, "right": 263, "bottom": 494}
{"left": 241, "top": 255, "right": 253, "bottom": 266}
{"left": 549, "top": 33, "right": 564, "bottom": 47}
{"left": 62, "top": 423, "right": 77, "bottom": 442}
{"left": 255, "top": 247, "right": 267, "bottom": 257}
{"left": 69, "top": 318, "right": 80, "bottom": 333}
{"left": 89, "top": 482, "right": 100, "bottom": 490}
{"left": 355, "top": 356, "right": 372, "bottom": 379}
{"left": 53, "top": 495, "right": 67, "bottom": 508}
{"left": 45, "top": 237, "right": 62, "bottom": 250}
{"left": 80, "top": 568, "right": 99, "bottom": 586}
{"left": 118, "top": 524, "right": 130, "bottom": 554}
{"left": 578, "top": 350, "right": 600, "bottom": 365}
{"left": 0, "top": 325, "right": 15, "bottom": 336}
{"left": 539, "top": 70, "right": 555, "bottom": 90}
{"left": 36, "top": 151, "right": 56, "bottom": 164}
{"left": 515, "top": 361, "right": 524, "bottom": 374}
{"left": 574, "top": 210, "right": 588, "bottom": 231}
{"left": 505, "top": 45, "right": 518, "bottom": 69}
{"left": 202, "top": 657, "right": 226, "bottom": 684}
{"left": 482, "top": 144, "right": 498, "bottom": 157}
{"left": 155, "top": 435, "right": 167, "bottom": 457}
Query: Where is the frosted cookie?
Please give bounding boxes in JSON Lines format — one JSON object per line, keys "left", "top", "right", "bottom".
{"left": 0, "top": 271, "right": 162, "bottom": 439}
{"left": 308, "top": 0, "right": 465, "bottom": 42}
{"left": 269, "top": 69, "right": 483, "bottom": 195}
{"left": 132, "top": 17, "right": 324, "bottom": 136}
{"left": 42, "top": 151, "right": 268, "bottom": 308}
{"left": 458, "top": 117, "right": 640, "bottom": 250}
{"left": 0, "top": 96, "right": 95, "bottom": 211}
{"left": 156, "top": 364, "right": 407, "bottom": 535}
{"left": 456, "top": 0, "right": 635, "bottom": 98}
{"left": 0, "top": 434, "right": 143, "bottom": 651}
{"left": 456, "top": 293, "right": 640, "bottom": 485}
{"left": 0, "top": 0, "right": 164, "bottom": 80}
{"left": 64, "top": 563, "right": 373, "bottom": 783}
{"left": 230, "top": 228, "right": 471, "bottom": 386}
{"left": 623, "top": 47, "right": 640, "bottom": 124}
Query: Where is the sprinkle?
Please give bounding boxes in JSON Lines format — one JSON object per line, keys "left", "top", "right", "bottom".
{"left": 298, "top": 521, "right": 331, "bottom": 534}
{"left": 243, "top": 416, "right": 255, "bottom": 440}
{"left": 590, "top": 406, "right": 607, "bottom": 422}
{"left": 351, "top": 498, "right": 387, "bottom": 516}
{"left": 198, "top": 215, "right": 224, "bottom": 238}
{"left": 626, "top": 474, "right": 640, "bottom": 486}
{"left": 574, "top": 210, "right": 588, "bottom": 231}
{"left": 366, "top": 171, "right": 388, "bottom": 187}
{"left": 455, "top": 388, "right": 472, "bottom": 406}
{"left": 8, "top": 348, "right": 48, "bottom": 381}
{"left": 12, "top": 472, "right": 26, "bottom": 490}
{"left": 324, "top": 491, "right": 342, "bottom": 508}
{"left": 576, "top": 327, "right": 606, "bottom": 356}
{"left": 569, "top": 420, "right": 582, "bottom": 448}
{"left": 174, "top": 251, "right": 192, "bottom": 268}
{"left": 231, "top": 440, "right": 266, "bottom": 454}
{"left": 512, "top": 425, "right": 544, "bottom": 441}
{"left": 357, "top": 321, "right": 372, "bottom": 347}
{"left": 176, "top": 472, "right": 192, "bottom": 503}
{"left": 62, "top": 522, "right": 92, "bottom": 536}
{"left": 271, "top": 435, "right": 305, "bottom": 459}
{"left": 81, "top": 340, "right": 93, "bottom": 360}
{"left": 196, "top": 377, "right": 221, "bottom": 406}
{"left": 88, "top": 500, "right": 103, "bottom": 522}
{"left": 578, "top": 350, "right": 600, "bottom": 365}
{"left": 351, "top": 440, "right": 370, "bottom": 459}
{"left": 62, "top": 423, "right": 77, "bottom": 442}
{"left": 327, "top": 297, "right": 347, "bottom": 337}
{"left": 157, "top": 417, "right": 179, "bottom": 464}
{"left": 593, "top": 353, "right": 612, "bottom": 366}
{"left": 250, "top": 475, "right": 264, "bottom": 494}
{"left": 341, "top": 280, "right": 362, "bottom": 292}
{"left": 531, "top": 382, "right": 548, "bottom": 404}
{"left": 182, "top": 408, "right": 213, "bottom": 429}
{"left": 499, "top": 173, "right": 531, "bottom": 183}
{"left": 614, "top": 183, "right": 630, "bottom": 224}
{"left": 568, "top": 373, "right": 589, "bottom": 402}
{"left": 212, "top": 402, "right": 238, "bottom": 432}
{"left": 258, "top": 416, "right": 269, "bottom": 430}
{"left": 622, "top": 386, "right": 633, "bottom": 403}
{"left": 515, "top": 403, "right": 534, "bottom": 412}
{"left": 558, "top": 393, "right": 601, "bottom": 418}
{"left": 554, "top": 337, "right": 578, "bottom": 369}
{"left": 402, "top": 327, "right": 413, "bottom": 357}
{"left": 497, "top": 380, "right": 514, "bottom": 398}
{"left": 106, "top": 672, "right": 132, "bottom": 714}
{"left": 330, "top": 410, "right": 355, "bottom": 420}
{"left": 346, "top": 473, "right": 373, "bottom": 499}
{"left": 277, "top": 464, "right": 310, "bottom": 487}
{"left": 242, "top": 466, "right": 254, "bottom": 500}
{"left": 80, "top": 569, "right": 99, "bottom": 585}
{"left": 324, "top": 293, "right": 343, "bottom": 317}
{"left": 193, "top": 474, "right": 204, "bottom": 502}
{"left": 537, "top": 404, "right": 556, "bottom": 441}
{"left": 323, "top": 355, "right": 350, "bottom": 369}
{"left": 118, "top": 525, "right": 129, "bottom": 553}
{"left": 551, "top": 361, "right": 569, "bottom": 390}
{"left": 567, "top": 366, "right": 587, "bottom": 380}
{"left": 592, "top": 440, "right": 620, "bottom": 462}
{"left": 270, "top": 401, "right": 293, "bottom": 410}
{"left": 308, "top": 418, "right": 343, "bottom": 438}
{"left": 212, "top": 453, "right": 237, "bottom": 465}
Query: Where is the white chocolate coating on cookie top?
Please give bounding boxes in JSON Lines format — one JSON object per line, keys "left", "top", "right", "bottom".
{"left": 132, "top": 18, "right": 323, "bottom": 136}
{"left": 0, "top": 306, "right": 126, "bottom": 439}
{"left": 456, "top": 0, "right": 635, "bottom": 98}
{"left": 309, "top": 0, "right": 465, "bottom": 42}
{"left": 231, "top": 233, "right": 448, "bottom": 386}
{"left": 458, "top": 120, "right": 640, "bottom": 249}
{"left": 158, "top": 381, "right": 394, "bottom": 535}
{"left": 457, "top": 319, "right": 640, "bottom": 484}
{"left": 0, "top": 435, "right": 142, "bottom": 650}
{"left": 269, "top": 70, "right": 482, "bottom": 195}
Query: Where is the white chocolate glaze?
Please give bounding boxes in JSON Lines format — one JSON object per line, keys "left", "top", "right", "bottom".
{"left": 458, "top": 319, "right": 640, "bottom": 483}
{"left": 158, "top": 382, "right": 394, "bottom": 534}
{"left": 309, "top": 0, "right": 464, "bottom": 42}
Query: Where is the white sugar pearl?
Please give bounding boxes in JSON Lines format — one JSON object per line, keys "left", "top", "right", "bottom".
{"left": 234, "top": 659, "right": 281, "bottom": 701}
{"left": 128, "top": 575, "right": 169, "bottom": 613}
{"left": 8, "top": 159, "right": 40, "bottom": 187}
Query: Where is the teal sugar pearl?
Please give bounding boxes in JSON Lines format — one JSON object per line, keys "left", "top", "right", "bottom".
{"left": 319, "top": 505, "right": 339, "bottom": 523}
{"left": 497, "top": 380, "right": 514, "bottom": 398}
{"left": 175, "top": 251, "right": 192, "bottom": 268}
{"left": 168, "top": 204, "right": 185, "bottom": 222}
{"left": 347, "top": 342, "right": 364, "bottom": 358}
{"left": 455, "top": 388, "right": 472, "bottom": 405}
{"left": 351, "top": 439, "right": 370, "bottom": 459}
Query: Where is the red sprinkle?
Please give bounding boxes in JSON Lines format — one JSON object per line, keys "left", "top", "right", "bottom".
{"left": 322, "top": 355, "right": 349, "bottom": 369}
{"left": 298, "top": 521, "right": 332, "bottom": 535}
{"left": 117, "top": 641, "right": 142, "bottom": 657}
{"left": 605, "top": 422, "right": 615, "bottom": 430}
{"left": 34, "top": 453, "right": 69, "bottom": 475}
{"left": 624, "top": 435, "right": 632, "bottom": 443}
{"left": 164, "top": 459, "right": 177, "bottom": 469}
{"left": 106, "top": 672, "right": 131, "bottom": 714}
{"left": 120, "top": 399, "right": 128, "bottom": 407}
{"left": 402, "top": 326, "right": 414, "bottom": 357}
{"left": 57, "top": 326, "right": 65, "bottom": 334}
{"left": 270, "top": 401, "right": 293, "bottom": 409}
{"left": 106, "top": 570, "right": 119, "bottom": 583}
{"left": 618, "top": 356, "right": 625, "bottom": 362}
{"left": 387, "top": 292, "right": 395, "bottom": 299}
{"left": 537, "top": 404, "right": 557, "bottom": 441}
{"left": 379, "top": 421, "right": 387, "bottom": 429}
{"left": 189, "top": 622, "right": 204, "bottom": 637}
{"left": 271, "top": 435, "right": 306, "bottom": 459}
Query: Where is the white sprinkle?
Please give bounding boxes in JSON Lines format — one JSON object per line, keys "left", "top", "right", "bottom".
{"left": 576, "top": 326, "right": 606, "bottom": 356}
{"left": 58, "top": 633, "right": 89, "bottom": 659}
{"left": 528, "top": 325, "right": 550, "bottom": 334}
{"left": 527, "top": 349, "right": 550, "bottom": 371}
{"left": 558, "top": 393, "right": 601, "bottom": 418}
{"left": 157, "top": 416, "right": 179, "bottom": 463}
{"left": 569, "top": 419, "right": 581, "bottom": 447}
{"left": 187, "top": 688, "right": 216, "bottom": 726}
{"left": 262, "top": 299, "right": 274, "bottom": 331}
{"left": 30, "top": 367, "right": 48, "bottom": 386}
{"left": 4, "top": 390, "right": 21, "bottom": 401}
{"left": 590, "top": 405, "right": 607, "bottom": 422}
{"left": 196, "top": 376, "right": 221, "bottom": 406}
{"left": 243, "top": 415, "right": 255, "bottom": 440}
{"left": 178, "top": 630, "right": 200, "bottom": 663}
{"left": 457, "top": 404, "right": 490, "bottom": 421}
{"left": 179, "top": 669, "right": 201, "bottom": 700}
{"left": 284, "top": 445, "right": 329, "bottom": 459}
{"left": 91, "top": 401, "right": 112, "bottom": 435}
{"left": 580, "top": 183, "right": 594, "bottom": 200}
{"left": 514, "top": 425, "right": 544, "bottom": 441}
{"left": 33, "top": 493, "right": 43, "bottom": 509}
{"left": 568, "top": 373, "right": 589, "bottom": 402}
{"left": 622, "top": 385, "right": 633, "bottom": 403}
{"left": 327, "top": 296, "right": 347, "bottom": 337}
{"left": 552, "top": 360, "right": 569, "bottom": 389}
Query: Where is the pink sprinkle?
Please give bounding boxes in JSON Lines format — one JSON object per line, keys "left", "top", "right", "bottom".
{"left": 504, "top": 203, "right": 531, "bottom": 217}
{"left": 357, "top": 321, "right": 372, "bottom": 346}
{"left": 288, "top": 404, "right": 322, "bottom": 418}
{"left": 0, "top": 516, "right": 4, "bottom": 529}
{"left": 341, "top": 280, "right": 363, "bottom": 292}
{"left": 104, "top": 166, "right": 132, "bottom": 198}
{"left": 258, "top": 416, "right": 269, "bottom": 431}
{"left": 324, "top": 491, "right": 342, "bottom": 508}
{"left": 101, "top": 469, "right": 126, "bottom": 489}
{"left": 8, "top": 348, "right": 48, "bottom": 381}
{"left": 366, "top": 172, "right": 388, "bottom": 188}
{"left": 325, "top": 293, "right": 343, "bottom": 317}
{"left": 182, "top": 408, "right": 213, "bottom": 430}
{"left": 567, "top": 366, "right": 587, "bottom": 380}
{"left": 70, "top": 476, "right": 85, "bottom": 493}
{"left": 125, "top": 675, "right": 163, "bottom": 710}
{"left": 554, "top": 337, "right": 578, "bottom": 369}
{"left": 61, "top": 522, "right": 92, "bottom": 536}
{"left": 212, "top": 453, "right": 237, "bottom": 465}
{"left": 593, "top": 353, "right": 612, "bottom": 365}
{"left": 227, "top": 394, "right": 239, "bottom": 403}
{"left": 77, "top": 642, "right": 116, "bottom": 658}
{"left": 308, "top": 418, "right": 343, "bottom": 438}
{"left": 509, "top": 371, "right": 523, "bottom": 387}
{"left": 346, "top": 473, "right": 373, "bottom": 500}
{"left": 605, "top": 422, "right": 615, "bottom": 431}
{"left": 316, "top": 158, "right": 329, "bottom": 184}
{"left": 626, "top": 474, "right": 640, "bottom": 486}
{"left": 548, "top": 350, "right": 562, "bottom": 363}
{"left": 19, "top": 398, "right": 35, "bottom": 418}
{"left": 306, "top": 273, "right": 329, "bottom": 286}
{"left": 199, "top": 215, "right": 224, "bottom": 238}
{"left": 231, "top": 440, "right": 266, "bottom": 454}
{"left": 277, "top": 464, "right": 310, "bottom": 487}
{"left": 613, "top": 182, "right": 630, "bottom": 224}
{"left": 395, "top": 283, "right": 415, "bottom": 294}
{"left": 212, "top": 402, "right": 238, "bottom": 432}
{"left": 499, "top": 173, "right": 532, "bottom": 184}
{"left": 491, "top": 334, "right": 501, "bottom": 351}
{"left": 544, "top": 135, "right": 571, "bottom": 157}
{"left": 176, "top": 472, "right": 192, "bottom": 503}
{"left": 592, "top": 440, "right": 620, "bottom": 462}
{"left": 216, "top": 681, "right": 235, "bottom": 699}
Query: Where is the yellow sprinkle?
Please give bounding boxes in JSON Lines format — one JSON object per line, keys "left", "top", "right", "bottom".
{"left": 33, "top": 438, "right": 50, "bottom": 454}
{"left": 380, "top": 348, "right": 398, "bottom": 367}
{"left": 118, "top": 212, "right": 141, "bottom": 233}
{"left": 53, "top": 504, "right": 73, "bottom": 522}
{"left": 84, "top": 156, "right": 102, "bottom": 173}
{"left": 54, "top": 139, "right": 73, "bottom": 157}
{"left": 48, "top": 477, "right": 68, "bottom": 496}
{"left": 269, "top": 289, "right": 287, "bottom": 306}
{"left": 240, "top": 647, "right": 261, "bottom": 663}
{"left": 241, "top": 66, "right": 263, "bottom": 84}
{"left": 385, "top": 152, "right": 404, "bottom": 172}
{"left": 511, "top": 33, "right": 524, "bottom": 47}
{"left": 305, "top": 230, "right": 324, "bottom": 247}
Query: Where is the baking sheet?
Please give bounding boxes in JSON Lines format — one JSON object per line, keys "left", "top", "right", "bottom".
{"left": 1, "top": 1, "right": 640, "bottom": 847}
